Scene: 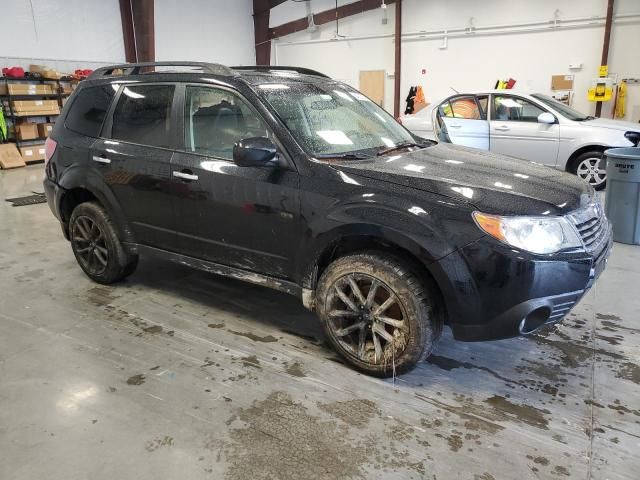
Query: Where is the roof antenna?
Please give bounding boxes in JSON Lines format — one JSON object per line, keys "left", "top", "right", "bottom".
{"left": 450, "top": 87, "right": 459, "bottom": 94}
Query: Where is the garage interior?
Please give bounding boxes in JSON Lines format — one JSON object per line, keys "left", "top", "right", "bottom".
{"left": 1, "top": 1, "right": 639, "bottom": 479}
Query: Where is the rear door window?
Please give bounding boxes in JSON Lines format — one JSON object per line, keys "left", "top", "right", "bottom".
{"left": 65, "top": 85, "right": 116, "bottom": 137}
{"left": 111, "top": 85, "right": 175, "bottom": 148}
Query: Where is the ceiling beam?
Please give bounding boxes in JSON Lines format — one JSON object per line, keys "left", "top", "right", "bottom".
{"left": 270, "top": 0, "right": 396, "bottom": 39}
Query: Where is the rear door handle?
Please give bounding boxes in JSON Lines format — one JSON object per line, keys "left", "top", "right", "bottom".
{"left": 173, "top": 170, "right": 199, "bottom": 181}
{"left": 449, "top": 123, "right": 462, "bottom": 128}
{"left": 494, "top": 125, "right": 510, "bottom": 131}
{"left": 92, "top": 155, "right": 111, "bottom": 164}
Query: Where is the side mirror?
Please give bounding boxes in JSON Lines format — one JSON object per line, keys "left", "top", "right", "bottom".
{"left": 233, "top": 137, "right": 278, "bottom": 167}
{"left": 537, "top": 112, "right": 556, "bottom": 124}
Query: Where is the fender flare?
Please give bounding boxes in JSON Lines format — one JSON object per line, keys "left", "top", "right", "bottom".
{"left": 298, "top": 222, "right": 442, "bottom": 290}
{"left": 57, "top": 166, "right": 135, "bottom": 243}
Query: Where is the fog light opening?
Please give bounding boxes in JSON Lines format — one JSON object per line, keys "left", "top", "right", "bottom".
{"left": 519, "top": 307, "right": 552, "bottom": 335}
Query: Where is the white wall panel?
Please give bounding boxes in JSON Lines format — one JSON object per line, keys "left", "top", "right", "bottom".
{"left": 272, "top": 0, "right": 640, "bottom": 119}
{"left": 155, "top": 0, "right": 255, "bottom": 65}
{"left": 0, "top": 0, "right": 125, "bottom": 67}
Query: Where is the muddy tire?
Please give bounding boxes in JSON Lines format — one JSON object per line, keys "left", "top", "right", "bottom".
{"left": 69, "top": 201, "right": 138, "bottom": 284}
{"left": 316, "top": 252, "right": 441, "bottom": 377}
{"left": 570, "top": 150, "right": 607, "bottom": 191}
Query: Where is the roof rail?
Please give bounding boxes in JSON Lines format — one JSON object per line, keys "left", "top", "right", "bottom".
{"left": 231, "top": 65, "right": 330, "bottom": 79}
{"left": 88, "top": 62, "right": 236, "bottom": 80}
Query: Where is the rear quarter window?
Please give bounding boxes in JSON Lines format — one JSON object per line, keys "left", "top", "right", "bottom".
{"left": 65, "top": 85, "right": 116, "bottom": 137}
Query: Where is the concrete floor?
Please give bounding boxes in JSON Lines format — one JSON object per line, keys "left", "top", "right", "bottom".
{"left": 1, "top": 165, "right": 639, "bottom": 480}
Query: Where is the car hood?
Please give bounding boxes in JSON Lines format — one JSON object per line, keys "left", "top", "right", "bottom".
{"left": 581, "top": 117, "right": 640, "bottom": 132}
{"left": 332, "top": 143, "right": 594, "bottom": 216}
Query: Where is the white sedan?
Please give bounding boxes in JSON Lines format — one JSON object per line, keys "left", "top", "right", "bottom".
{"left": 401, "top": 91, "right": 640, "bottom": 190}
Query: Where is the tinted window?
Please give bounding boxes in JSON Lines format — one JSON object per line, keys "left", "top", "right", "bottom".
{"left": 111, "top": 85, "right": 175, "bottom": 147}
{"left": 185, "top": 86, "right": 271, "bottom": 160}
{"left": 65, "top": 85, "right": 115, "bottom": 137}
{"left": 493, "top": 95, "right": 545, "bottom": 122}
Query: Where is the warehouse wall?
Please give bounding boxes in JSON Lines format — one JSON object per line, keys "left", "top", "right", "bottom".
{"left": 155, "top": 0, "right": 255, "bottom": 65}
{"left": 272, "top": 0, "right": 640, "bottom": 120}
{"left": 0, "top": 0, "right": 125, "bottom": 70}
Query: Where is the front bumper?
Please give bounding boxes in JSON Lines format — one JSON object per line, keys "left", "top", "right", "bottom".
{"left": 433, "top": 224, "right": 613, "bottom": 342}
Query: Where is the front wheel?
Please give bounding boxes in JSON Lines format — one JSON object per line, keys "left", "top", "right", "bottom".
{"left": 316, "top": 252, "right": 442, "bottom": 377}
{"left": 571, "top": 151, "right": 607, "bottom": 191}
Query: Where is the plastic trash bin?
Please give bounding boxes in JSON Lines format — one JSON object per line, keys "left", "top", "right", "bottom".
{"left": 604, "top": 147, "right": 640, "bottom": 245}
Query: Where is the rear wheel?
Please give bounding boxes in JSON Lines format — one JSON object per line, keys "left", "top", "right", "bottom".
{"left": 571, "top": 150, "right": 606, "bottom": 190}
{"left": 316, "top": 252, "right": 441, "bottom": 377}
{"left": 69, "top": 202, "right": 138, "bottom": 284}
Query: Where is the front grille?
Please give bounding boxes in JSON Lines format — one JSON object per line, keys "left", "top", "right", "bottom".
{"left": 568, "top": 202, "right": 609, "bottom": 253}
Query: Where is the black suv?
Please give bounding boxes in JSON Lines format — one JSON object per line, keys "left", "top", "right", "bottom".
{"left": 43, "top": 62, "right": 612, "bottom": 376}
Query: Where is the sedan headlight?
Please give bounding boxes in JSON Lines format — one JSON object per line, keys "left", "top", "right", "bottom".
{"left": 473, "top": 212, "right": 582, "bottom": 254}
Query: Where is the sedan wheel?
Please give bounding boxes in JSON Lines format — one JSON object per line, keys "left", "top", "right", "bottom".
{"left": 576, "top": 156, "right": 606, "bottom": 188}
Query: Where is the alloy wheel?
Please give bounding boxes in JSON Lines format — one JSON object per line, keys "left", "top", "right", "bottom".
{"left": 576, "top": 156, "right": 606, "bottom": 187}
{"left": 326, "top": 273, "right": 408, "bottom": 365}
{"left": 72, "top": 216, "right": 109, "bottom": 275}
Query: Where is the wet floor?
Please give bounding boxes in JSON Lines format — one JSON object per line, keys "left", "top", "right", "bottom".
{"left": 1, "top": 166, "right": 638, "bottom": 479}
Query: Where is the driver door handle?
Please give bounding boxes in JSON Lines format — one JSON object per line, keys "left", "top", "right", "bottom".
{"left": 449, "top": 123, "right": 462, "bottom": 128}
{"left": 173, "top": 170, "right": 199, "bottom": 181}
{"left": 92, "top": 155, "right": 111, "bottom": 164}
{"left": 494, "top": 125, "right": 510, "bottom": 131}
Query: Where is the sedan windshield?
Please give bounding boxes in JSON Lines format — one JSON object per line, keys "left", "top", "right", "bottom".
{"left": 258, "top": 82, "right": 420, "bottom": 157}
{"left": 531, "top": 94, "right": 592, "bottom": 121}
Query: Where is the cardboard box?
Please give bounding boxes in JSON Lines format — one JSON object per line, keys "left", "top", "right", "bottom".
{"left": 13, "top": 108, "right": 60, "bottom": 117}
{"left": 43, "top": 69, "right": 62, "bottom": 80}
{"left": 11, "top": 99, "right": 58, "bottom": 109}
{"left": 29, "top": 64, "right": 47, "bottom": 74}
{"left": 551, "top": 75, "right": 574, "bottom": 91}
{"left": 0, "top": 143, "right": 26, "bottom": 169}
{"left": 15, "top": 123, "right": 39, "bottom": 140}
{"left": 37, "top": 122, "right": 55, "bottom": 137}
{"left": 18, "top": 143, "right": 46, "bottom": 162}
{"left": 0, "top": 83, "right": 53, "bottom": 95}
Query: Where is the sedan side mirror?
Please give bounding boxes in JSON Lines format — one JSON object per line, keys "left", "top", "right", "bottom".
{"left": 537, "top": 112, "right": 556, "bottom": 124}
{"left": 233, "top": 137, "right": 279, "bottom": 167}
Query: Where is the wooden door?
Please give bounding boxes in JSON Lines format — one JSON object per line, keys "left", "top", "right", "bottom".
{"left": 359, "top": 70, "right": 385, "bottom": 107}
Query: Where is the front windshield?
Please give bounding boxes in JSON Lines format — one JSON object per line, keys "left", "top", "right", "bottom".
{"left": 258, "top": 82, "right": 418, "bottom": 157}
{"left": 531, "top": 93, "right": 591, "bottom": 121}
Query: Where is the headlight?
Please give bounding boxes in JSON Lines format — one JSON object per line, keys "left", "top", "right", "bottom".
{"left": 473, "top": 212, "right": 582, "bottom": 254}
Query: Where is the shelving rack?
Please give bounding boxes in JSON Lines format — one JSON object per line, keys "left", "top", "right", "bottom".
{"left": 1, "top": 76, "right": 75, "bottom": 163}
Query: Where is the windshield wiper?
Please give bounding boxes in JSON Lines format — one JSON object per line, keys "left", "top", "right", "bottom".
{"left": 578, "top": 115, "right": 596, "bottom": 121}
{"left": 377, "top": 141, "right": 424, "bottom": 156}
{"left": 315, "top": 152, "right": 371, "bottom": 160}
